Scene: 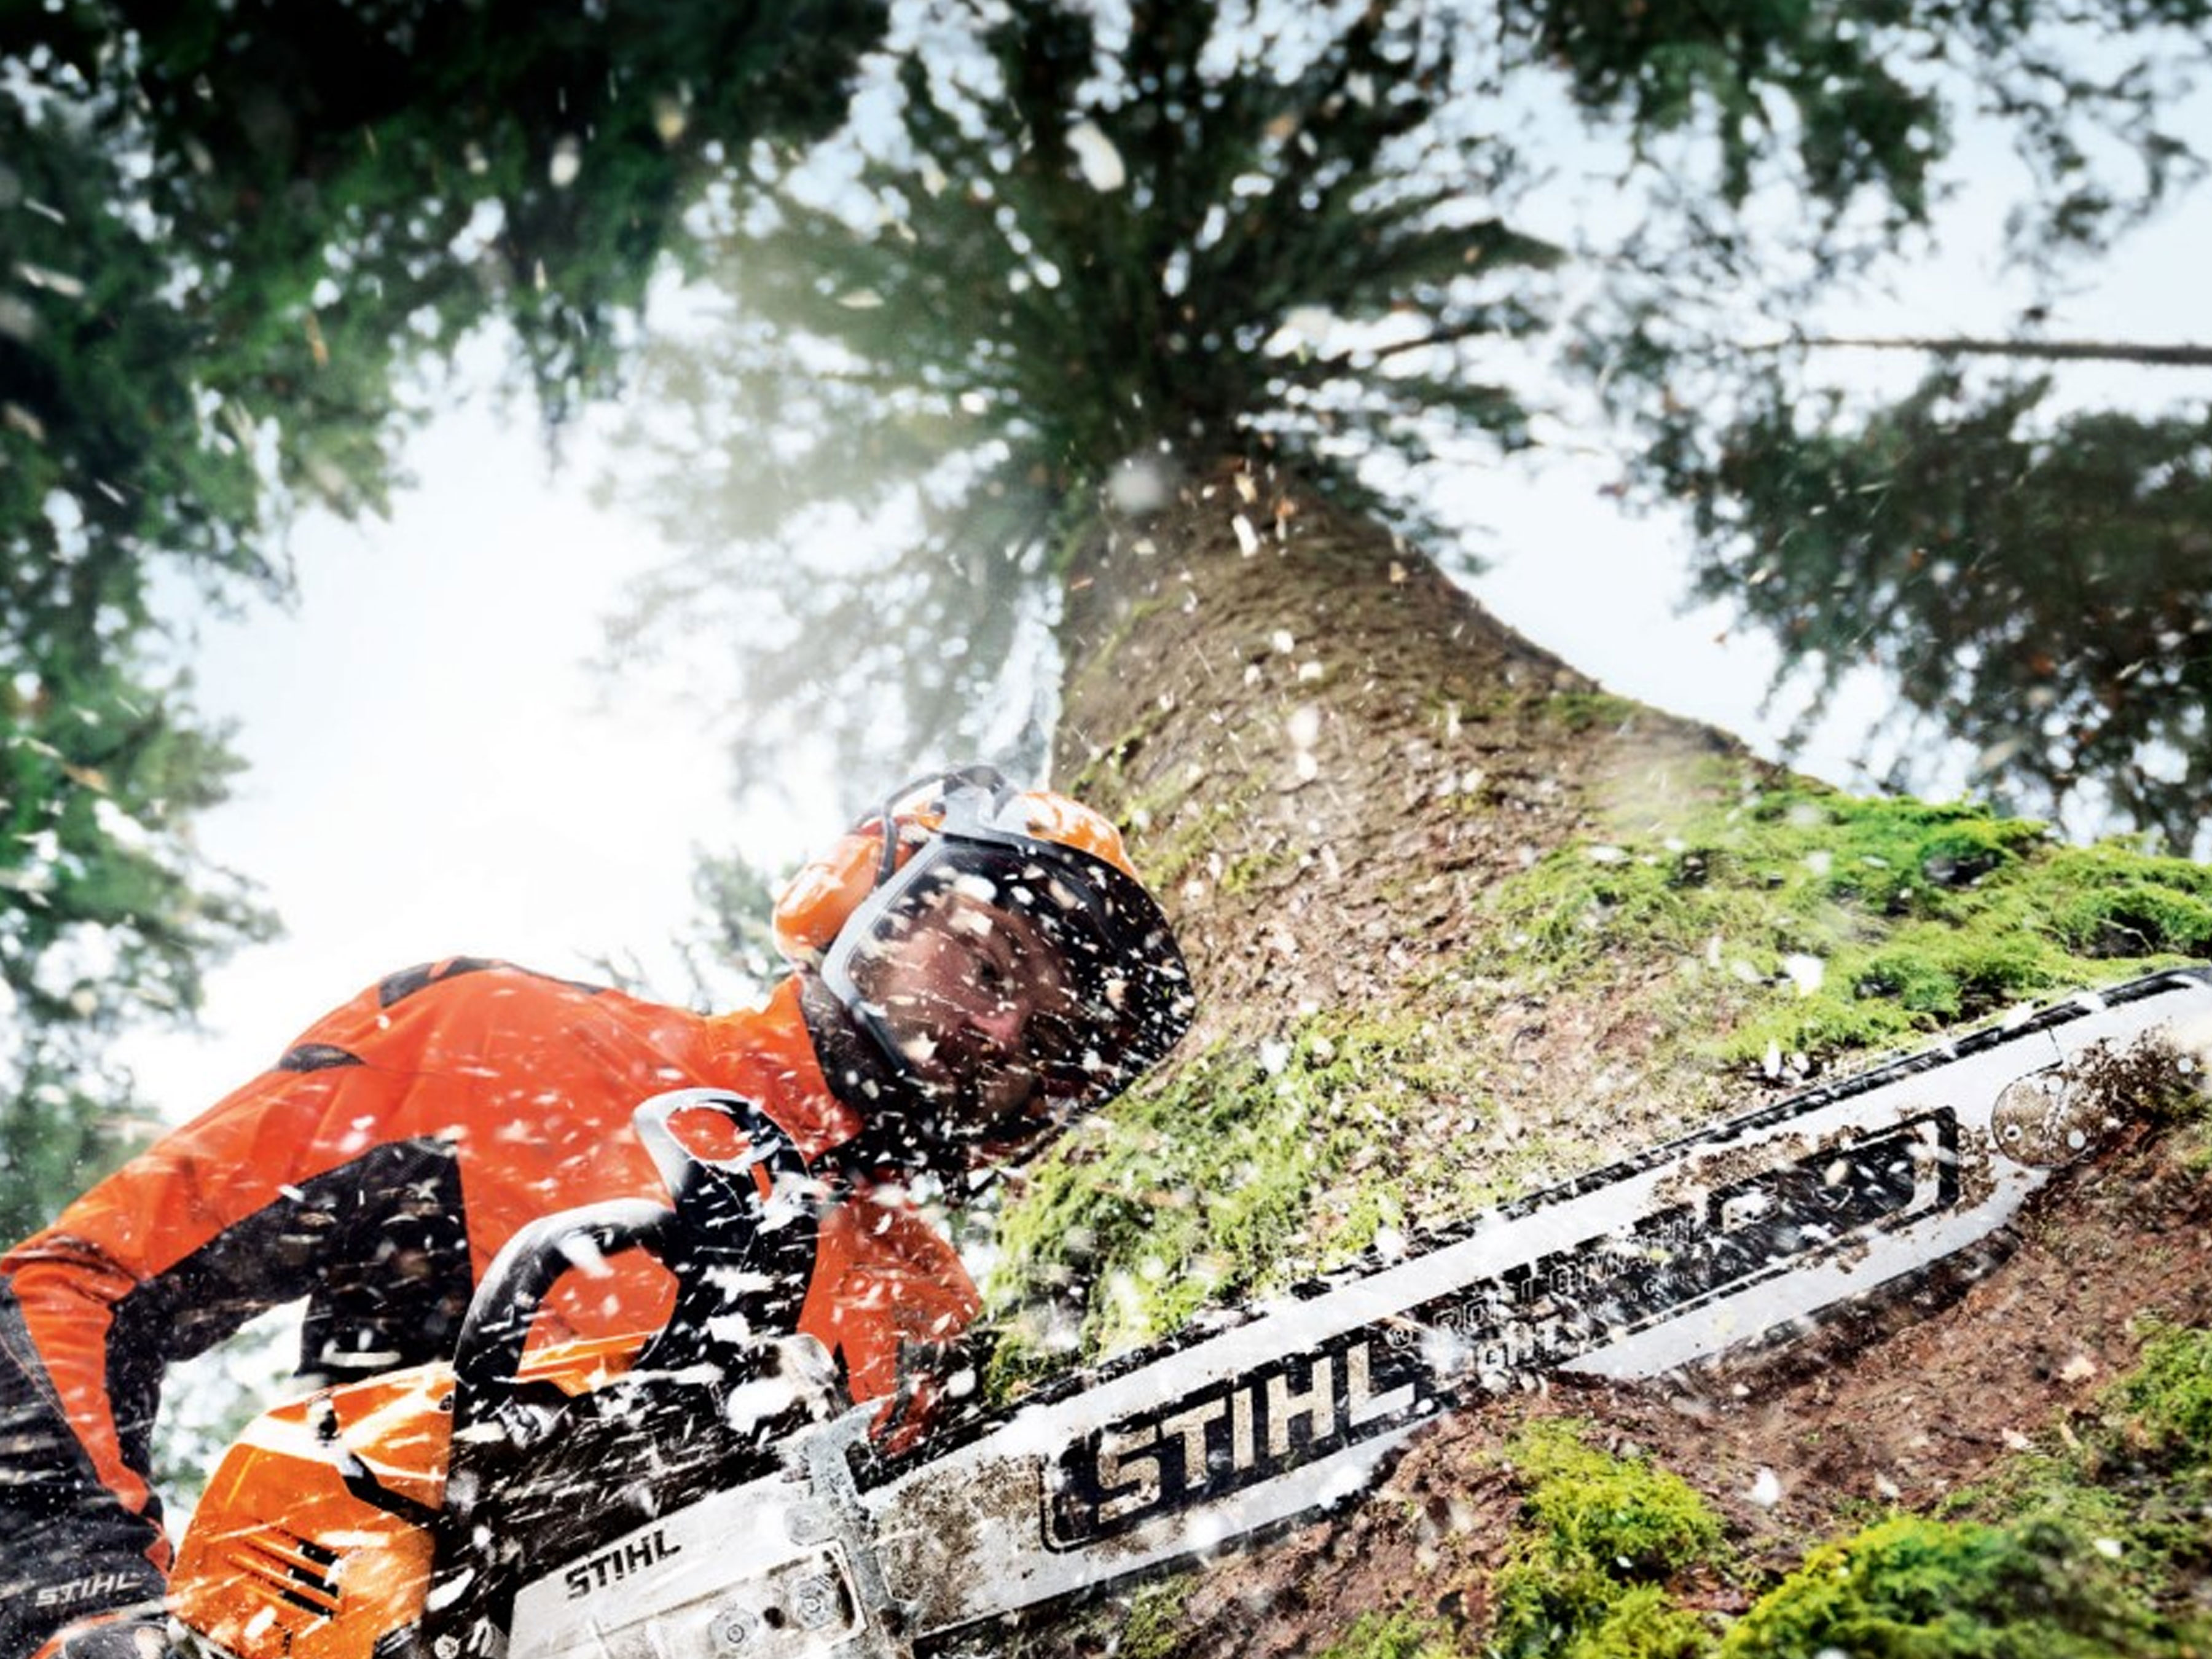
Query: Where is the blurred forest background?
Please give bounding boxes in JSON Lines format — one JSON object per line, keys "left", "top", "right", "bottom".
{"left": 4, "top": 0, "right": 2209, "bottom": 1249}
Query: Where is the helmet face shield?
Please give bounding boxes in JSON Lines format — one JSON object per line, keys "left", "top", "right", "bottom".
{"left": 820, "top": 820, "right": 1193, "bottom": 1162}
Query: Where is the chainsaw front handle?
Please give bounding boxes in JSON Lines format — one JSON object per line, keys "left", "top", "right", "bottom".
{"left": 631, "top": 1086, "right": 814, "bottom": 1210}
{"left": 431, "top": 1091, "right": 826, "bottom": 1653}
{"left": 448, "top": 1196, "right": 676, "bottom": 1441}
{"left": 447, "top": 1090, "right": 819, "bottom": 1440}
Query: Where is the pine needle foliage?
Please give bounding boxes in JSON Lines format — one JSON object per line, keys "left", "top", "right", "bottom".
{"left": 1, "top": 0, "right": 881, "bottom": 1224}
{"left": 1663, "top": 369, "right": 2212, "bottom": 854}
{"left": 613, "top": 0, "right": 2212, "bottom": 798}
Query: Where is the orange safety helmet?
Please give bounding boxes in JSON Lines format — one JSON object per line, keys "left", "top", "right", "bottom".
{"left": 774, "top": 766, "right": 1193, "bottom": 1158}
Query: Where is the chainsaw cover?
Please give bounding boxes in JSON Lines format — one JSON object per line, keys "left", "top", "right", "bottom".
{"left": 169, "top": 1359, "right": 444, "bottom": 1659}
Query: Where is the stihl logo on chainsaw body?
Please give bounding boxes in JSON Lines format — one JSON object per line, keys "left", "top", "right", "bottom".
{"left": 33, "top": 1568, "right": 147, "bottom": 1609}
{"left": 1045, "top": 1112, "right": 1955, "bottom": 1546}
{"left": 562, "top": 1528, "right": 681, "bottom": 1599}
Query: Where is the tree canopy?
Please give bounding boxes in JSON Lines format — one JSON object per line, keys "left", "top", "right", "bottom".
{"left": 605, "top": 0, "right": 2212, "bottom": 820}
{"left": 7, "top": 0, "right": 2210, "bottom": 1222}
{"left": 1656, "top": 365, "right": 2212, "bottom": 855}
{"left": 0, "top": 0, "right": 884, "bottom": 1224}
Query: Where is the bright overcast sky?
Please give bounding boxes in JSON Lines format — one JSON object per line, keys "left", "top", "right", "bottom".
{"left": 114, "top": 377, "right": 772, "bottom": 1121}
{"left": 115, "top": 105, "right": 2210, "bottom": 1131}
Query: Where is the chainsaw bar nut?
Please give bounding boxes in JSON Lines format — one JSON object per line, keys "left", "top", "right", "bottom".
{"left": 708, "top": 1608, "right": 759, "bottom": 1654}
{"left": 791, "top": 1575, "right": 842, "bottom": 1630}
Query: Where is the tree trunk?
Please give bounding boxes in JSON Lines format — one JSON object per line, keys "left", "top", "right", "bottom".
{"left": 990, "top": 457, "right": 2212, "bottom": 1658}
{"left": 1054, "top": 458, "right": 1766, "bottom": 1222}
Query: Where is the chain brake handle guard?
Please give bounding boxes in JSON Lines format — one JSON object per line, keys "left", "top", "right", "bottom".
{"left": 631, "top": 1088, "right": 824, "bottom": 1371}
{"left": 444, "top": 1089, "right": 820, "bottom": 1440}
{"left": 427, "top": 1091, "right": 827, "bottom": 1657}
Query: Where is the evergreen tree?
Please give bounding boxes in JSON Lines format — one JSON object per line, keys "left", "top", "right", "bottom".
{"left": 1657, "top": 367, "right": 2212, "bottom": 855}
{"left": 0, "top": 0, "right": 885, "bottom": 1226}
{"left": 607, "top": 0, "right": 2211, "bottom": 817}
{"left": 2, "top": 90, "right": 281, "bottom": 1230}
{"left": 594, "top": 9, "right": 2212, "bottom": 1639}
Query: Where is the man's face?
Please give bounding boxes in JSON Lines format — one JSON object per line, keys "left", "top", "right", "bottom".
{"left": 845, "top": 877, "right": 1084, "bottom": 1154}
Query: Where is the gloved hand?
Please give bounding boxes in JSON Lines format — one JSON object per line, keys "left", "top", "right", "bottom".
{"left": 32, "top": 1608, "right": 175, "bottom": 1659}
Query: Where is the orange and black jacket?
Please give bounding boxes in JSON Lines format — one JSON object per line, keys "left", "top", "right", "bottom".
{"left": 0, "top": 958, "right": 980, "bottom": 1659}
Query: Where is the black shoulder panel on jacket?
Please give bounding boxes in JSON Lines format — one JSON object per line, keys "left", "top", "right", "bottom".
{"left": 377, "top": 957, "right": 611, "bottom": 1010}
{"left": 378, "top": 956, "right": 500, "bottom": 1008}
{"left": 276, "top": 1042, "right": 366, "bottom": 1073}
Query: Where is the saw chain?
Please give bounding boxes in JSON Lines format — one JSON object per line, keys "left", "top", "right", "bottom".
{"left": 497, "top": 968, "right": 2211, "bottom": 1659}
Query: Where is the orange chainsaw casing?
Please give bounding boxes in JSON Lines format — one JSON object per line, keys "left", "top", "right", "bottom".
{"left": 168, "top": 1336, "right": 643, "bottom": 1659}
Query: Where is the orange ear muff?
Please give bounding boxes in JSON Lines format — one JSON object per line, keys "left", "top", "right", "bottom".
{"left": 771, "top": 807, "right": 953, "bottom": 966}
{"left": 771, "top": 825, "right": 888, "bottom": 965}
{"left": 772, "top": 790, "right": 1137, "bottom": 968}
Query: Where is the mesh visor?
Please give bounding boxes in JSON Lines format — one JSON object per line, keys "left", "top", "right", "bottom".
{"left": 821, "top": 833, "right": 1192, "bottom": 1151}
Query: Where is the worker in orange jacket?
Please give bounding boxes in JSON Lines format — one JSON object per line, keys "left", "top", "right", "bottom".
{"left": 0, "top": 767, "right": 1193, "bottom": 1659}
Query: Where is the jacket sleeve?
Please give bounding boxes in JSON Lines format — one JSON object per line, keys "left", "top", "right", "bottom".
{"left": 0, "top": 992, "right": 473, "bottom": 1659}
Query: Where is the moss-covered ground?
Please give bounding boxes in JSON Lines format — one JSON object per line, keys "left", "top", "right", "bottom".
{"left": 1485, "top": 1420, "right": 1726, "bottom": 1659}
{"left": 1295, "top": 1419, "right": 1728, "bottom": 1659}
{"left": 1314, "top": 1611, "right": 1464, "bottom": 1659}
{"left": 1288, "top": 1328, "right": 2212, "bottom": 1659}
{"left": 1712, "top": 1318, "right": 2212, "bottom": 1657}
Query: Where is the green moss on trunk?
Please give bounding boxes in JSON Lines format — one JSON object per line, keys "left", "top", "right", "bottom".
{"left": 1459, "top": 783, "right": 2212, "bottom": 1073}
{"left": 982, "top": 1012, "right": 1497, "bottom": 1387}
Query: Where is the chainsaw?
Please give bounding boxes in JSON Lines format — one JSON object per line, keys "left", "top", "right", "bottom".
{"left": 165, "top": 968, "right": 2212, "bottom": 1659}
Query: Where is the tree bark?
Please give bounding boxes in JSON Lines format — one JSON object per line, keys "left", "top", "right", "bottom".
{"left": 1053, "top": 458, "right": 1763, "bottom": 1210}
